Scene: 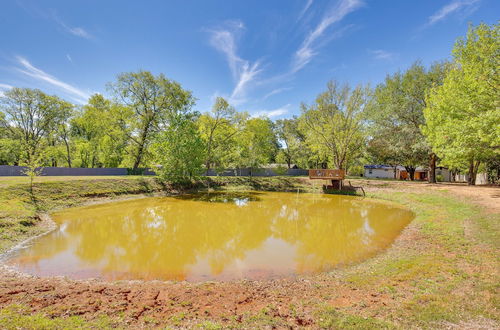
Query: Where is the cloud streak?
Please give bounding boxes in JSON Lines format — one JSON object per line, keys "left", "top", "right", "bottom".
{"left": 14, "top": 56, "right": 89, "bottom": 103}
{"left": 207, "top": 21, "right": 262, "bottom": 104}
{"left": 298, "top": 0, "right": 314, "bottom": 21}
{"left": 369, "top": 49, "right": 397, "bottom": 60}
{"left": 51, "top": 13, "right": 93, "bottom": 39}
{"left": 66, "top": 26, "right": 92, "bottom": 39}
{"left": 425, "top": 0, "right": 480, "bottom": 27}
{"left": 292, "top": 0, "right": 364, "bottom": 73}
{"left": 252, "top": 104, "right": 291, "bottom": 118}
{"left": 263, "top": 87, "right": 292, "bottom": 100}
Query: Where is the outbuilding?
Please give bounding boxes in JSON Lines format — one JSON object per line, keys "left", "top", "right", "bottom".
{"left": 364, "top": 165, "right": 407, "bottom": 179}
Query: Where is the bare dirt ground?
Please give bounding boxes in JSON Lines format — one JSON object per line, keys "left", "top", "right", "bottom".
{"left": 0, "top": 180, "right": 498, "bottom": 328}
{"left": 349, "top": 179, "right": 500, "bottom": 213}
{"left": 433, "top": 183, "right": 500, "bottom": 213}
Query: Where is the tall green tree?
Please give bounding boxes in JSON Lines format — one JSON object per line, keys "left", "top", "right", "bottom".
{"left": 71, "top": 94, "right": 131, "bottom": 168}
{"left": 367, "top": 61, "right": 449, "bottom": 181}
{"left": 108, "top": 71, "right": 195, "bottom": 169}
{"left": 0, "top": 88, "right": 72, "bottom": 164}
{"left": 198, "top": 97, "right": 246, "bottom": 173}
{"left": 274, "top": 117, "right": 305, "bottom": 168}
{"left": 235, "top": 117, "right": 278, "bottom": 174}
{"left": 423, "top": 23, "right": 499, "bottom": 185}
{"left": 299, "top": 81, "right": 369, "bottom": 171}
{"left": 366, "top": 132, "right": 404, "bottom": 179}
{"left": 152, "top": 113, "right": 205, "bottom": 182}
{"left": 0, "top": 111, "right": 21, "bottom": 165}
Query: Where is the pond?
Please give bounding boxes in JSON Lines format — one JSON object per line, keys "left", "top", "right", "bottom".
{"left": 5, "top": 191, "right": 414, "bottom": 281}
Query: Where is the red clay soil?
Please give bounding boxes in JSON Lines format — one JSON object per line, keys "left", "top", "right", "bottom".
{"left": 0, "top": 181, "right": 497, "bottom": 328}
{"left": 0, "top": 269, "right": 392, "bottom": 327}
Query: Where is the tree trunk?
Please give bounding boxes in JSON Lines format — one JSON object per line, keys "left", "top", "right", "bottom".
{"left": 475, "top": 161, "right": 480, "bottom": 183}
{"left": 467, "top": 159, "right": 479, "bottom": 185}
{"left": 205, "top": 161, "right": 211, "bottom": 176}
{"left": 133, "top": 143, "right": 144, "bottom": 170}
{"left": 133, "top": 123, "right": 151, "bottom": 170}
{"left": 405, "top": 166, "right": 415, "bottom": 181}
{"left": 205, "top": 140, "right": 212, "bottom": 176}
{"left": 64, "top": 139, "right": 72, "bottom": 168}
{"left": 428, "top": 153, "right": 437, "bottom": 183}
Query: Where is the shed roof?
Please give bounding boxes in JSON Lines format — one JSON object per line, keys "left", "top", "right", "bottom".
{"left": 364, "top": 165, "right": 405, "bottom": 170}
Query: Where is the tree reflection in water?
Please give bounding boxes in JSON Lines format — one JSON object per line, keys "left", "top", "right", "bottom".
{"left": 7, "top": 192, "right": 413, "bottom": 281}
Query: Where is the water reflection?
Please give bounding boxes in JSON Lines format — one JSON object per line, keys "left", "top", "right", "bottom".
{"left": 7, "top": 192, "right": 413, "bottom": 281}
{"left": 174, "top": 191, "right": 261, "bottom": 205}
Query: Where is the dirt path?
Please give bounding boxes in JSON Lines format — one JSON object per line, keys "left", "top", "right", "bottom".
{"left": 350, "top": 179, "right": 499, "bottom": 213}
{"left": 432, "top": 183, "right": 500, "bottom": 213}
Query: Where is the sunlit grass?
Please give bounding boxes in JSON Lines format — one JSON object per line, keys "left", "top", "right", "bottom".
{"left": 0, "top": 304, "right": 114, "bottom": 329}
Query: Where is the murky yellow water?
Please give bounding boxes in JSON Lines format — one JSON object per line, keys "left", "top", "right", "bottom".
{"left": 6, "top": 191, "right": 413, "bottom": 281}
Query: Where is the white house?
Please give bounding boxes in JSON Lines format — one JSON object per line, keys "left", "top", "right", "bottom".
{"left": 453, "top": 172, "right": 488, "bottom": 184}
{"left": 414, "top": 166, "right": 452, "bottom": 182}
{"left": 364, "top": 165, "right": 407, "bottom": 179}
{"left": 364, "top": 164, "right": 488, "bottom": 183}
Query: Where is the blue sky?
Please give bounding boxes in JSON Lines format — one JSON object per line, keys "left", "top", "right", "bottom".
{"left": 0, "top": 0, "right": 498, "bottom": 118}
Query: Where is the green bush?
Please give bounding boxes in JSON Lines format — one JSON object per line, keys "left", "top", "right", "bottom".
{"left": 126, "top": 168, "right": 145, "bottom": 175}
{"left": 274, "top": 165, "right": 288, "bottom": 176}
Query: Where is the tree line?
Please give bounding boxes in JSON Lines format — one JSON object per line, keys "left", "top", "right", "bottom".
{"left": 0, "top": 23, "right": 498, "bottom": 184}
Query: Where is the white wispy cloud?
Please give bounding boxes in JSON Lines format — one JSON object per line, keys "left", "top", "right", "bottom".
{"left": 66, "top": 26, "right": 92, "bottom": 39}
{"left": 425, "top": 0, "right": 480, "bottom": 27}
{"left": 15, "top": 3, "right": 93, "bottom": 40}
{"left": 298, "top": 0, "right": 314, "bottom": 21}
{"left": 369, "top": 49, "right": 397, "bottom": 60}
{"left": 207, "top": 20, "right": 262, "bottom": 104}
{"left": 252, "top": 104, "right": 291, "bottom": 118}
{"left": 263, "top": 87, "right": 292, "bottom": 100}
{"left": 51, "top": 13, "right": 93, "bottom": 39}
{"left": 14, "top": 56, "right": 89, "bottom": 103}
{"left": 231, "top": 61, "right": 262, "bottom": 101}
{"left": 66, "top": 54, "right": 73, "bottom": 63}
{"left": 292, "top": 0, "right": 364, "bottom": 73}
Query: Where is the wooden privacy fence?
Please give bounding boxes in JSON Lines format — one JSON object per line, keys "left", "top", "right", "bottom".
{"left": 0, "top": 165, "right": 309, "bottom": 177}
{"left": 0, "top": 165, "right": 155, "bottom": 176}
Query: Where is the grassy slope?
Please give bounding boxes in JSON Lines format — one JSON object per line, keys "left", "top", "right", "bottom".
{"left": 0, "top": 176, "right": 162, "bottom": 253}
{"left": 0, "top": 176, "right": 498, "bottom": 329}
{"left": 337, "top": 189, "right": 499, "bottom": 328}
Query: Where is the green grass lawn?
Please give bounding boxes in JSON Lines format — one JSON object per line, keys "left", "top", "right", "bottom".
{"left": 0, "top": 175, "right": 145, "bottom": 187}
